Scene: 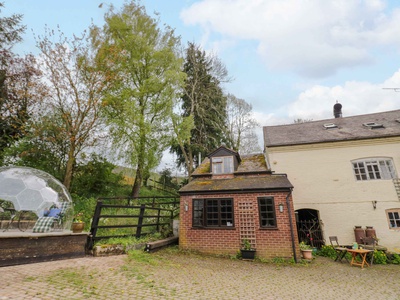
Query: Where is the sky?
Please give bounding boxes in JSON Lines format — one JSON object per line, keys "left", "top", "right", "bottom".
{"left": 3, "top": 0, "right": 400, "bottom": 170}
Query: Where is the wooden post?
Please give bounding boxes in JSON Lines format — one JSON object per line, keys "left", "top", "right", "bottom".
{"left": 136, "top": 204, "right": 146, "bottom": 238}
{"left": 156, "top": 209, "right": 161, "bottom": 232}
{"left": 88, "top": 201, "right": 103, "bottom": 250}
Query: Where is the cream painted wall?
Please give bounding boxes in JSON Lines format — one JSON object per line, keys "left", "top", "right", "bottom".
{"left": 266, "top": 138, "right": 400, "bottom": 252}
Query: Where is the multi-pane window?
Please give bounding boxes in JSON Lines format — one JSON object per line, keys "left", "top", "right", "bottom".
{"left": 258, "top": 197, "right": 277, "bottom": 228}
{"left": 192, "top": 198, "right": 234, "bottom": 227}
{"left": 352, "top": 158, "right": 396, "bottom": 181}
{"left": 212, "top": 156, "right": 234, "bottom": 174}
{"left": 387, "top": 210, "right": 400, "bottom": 229}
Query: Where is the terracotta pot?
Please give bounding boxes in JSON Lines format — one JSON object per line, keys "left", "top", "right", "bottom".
{"left": 71, "top": 222, "right": 85, "bottom": 233}
{"left": 301, "top": 249, "right": 313, "bottom": 260}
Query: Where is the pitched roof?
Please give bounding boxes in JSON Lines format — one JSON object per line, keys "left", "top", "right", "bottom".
{"left": 192, "top": 153, "right": 269, "bottom": 176}
{"left": 207, "top": 145, "right": 241, "bottom": 162}
{"left": 180, "top": 152, "right": 291, "bottom": 194}
{"left": 179, "top": 174, "right": 293, "bottom": 194}
{"left": 264, "top": 109, "right": 400, "bottom": 147}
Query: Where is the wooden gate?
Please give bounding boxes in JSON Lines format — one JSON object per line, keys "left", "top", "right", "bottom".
{"left": 87, "top": 196, "right": 179, "bottom": 250}
{"left": 296, "top": 219, "right": 325, "bottom": 249}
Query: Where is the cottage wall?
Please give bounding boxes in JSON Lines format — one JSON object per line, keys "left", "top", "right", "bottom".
{"left": 180, "top": 192, "right": 300, "bottom": 259}
{"left": 266, "top": 137, "right": 400, "bottom": 252}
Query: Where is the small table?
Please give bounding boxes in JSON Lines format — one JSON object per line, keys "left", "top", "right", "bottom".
{"left": 347, "top": 249, "right": 374, "bottom": 268}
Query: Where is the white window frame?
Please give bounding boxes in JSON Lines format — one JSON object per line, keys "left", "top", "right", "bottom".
{"left": 352, "top": 158, "right": 396, "bottom": 181}
{"left": 386, "top": 209, "right": 400, "bottom": 229}
{"left": 212, "top": 156, "right": 234, "bottom": 174}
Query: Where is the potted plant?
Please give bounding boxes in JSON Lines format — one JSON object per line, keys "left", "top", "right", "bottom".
{"left": 71, "top": 212, "right": 85, "bottom": 233}
{"left": 240, "top": 239, "right": 256, "bottom": 260}
{"left": 299, "top": 241, "right": 313, "bottom": 260}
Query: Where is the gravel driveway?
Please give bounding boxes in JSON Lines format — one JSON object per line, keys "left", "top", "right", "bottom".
{"left": 1, "top": 247, "right": 399, "bottom": 299}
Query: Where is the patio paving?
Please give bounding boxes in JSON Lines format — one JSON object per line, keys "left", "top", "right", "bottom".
{"left": 0, "top": 248, "right": 399, "bottom": 299}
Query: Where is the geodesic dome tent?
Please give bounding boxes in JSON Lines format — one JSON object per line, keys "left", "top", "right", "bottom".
{"left": 0, "top": 166, "right": 74, "bottom": 229}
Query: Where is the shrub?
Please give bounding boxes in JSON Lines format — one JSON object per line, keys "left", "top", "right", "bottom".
{"left": 388, "top": 253, "right": 400, "bottom": 264}
{"left": 373, "top": 250, "right": 388, "bottom": 264}
{"left": 316, "top": 245, "right": 337, "bottom": 259}
{"left": 71, "top": 195, "right": 97, "bottom": 227}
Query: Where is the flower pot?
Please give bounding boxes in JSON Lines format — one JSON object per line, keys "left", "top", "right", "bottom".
{"left": 71, "top": 222, "right": 85, "bottom": 233}
{"left": 241, "top": 249, "right": 256, "bottom": 260}
{"left": 301, "top": 249, "right": 313, "bottom": 260}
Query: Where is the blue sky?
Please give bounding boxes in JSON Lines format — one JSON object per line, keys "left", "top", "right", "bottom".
{"left": 4, "top": 0, "right": 400, "bottom": 124}
{"left": 3, "top": 0, "right": 400, "bottom": 171}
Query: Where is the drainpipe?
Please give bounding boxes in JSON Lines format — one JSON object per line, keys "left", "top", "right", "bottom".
{"left": 286, "top": 188, "right": 298, "bottom": 263}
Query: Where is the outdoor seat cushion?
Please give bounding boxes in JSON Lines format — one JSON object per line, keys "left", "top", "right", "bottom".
{"left": 32, "top": 217, "right": 55, "bottom": 233}
{"left": 47, "top": 208, "right": 61, "bottom": 217}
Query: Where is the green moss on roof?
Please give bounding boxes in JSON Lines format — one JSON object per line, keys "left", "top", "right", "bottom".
{"left": 242, "top": 154, "right": 267, "bottom": 166}
{"left": 196, "top": 161, "right": 211, "bottom": 174}
{"left": 179, "top": 174, "right": 293, "bottom": 193}
{"left": 192, "top": 180, "right": 212, "bottom": 185}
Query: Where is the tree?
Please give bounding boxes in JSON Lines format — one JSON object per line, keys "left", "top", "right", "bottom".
{"left": 92, "top": 1, "right": 185, "bottom": 197}
{"left": 171, "top": 42, "right": 229, "bottom": 177}
{"left": 0, "top": 4, "right": 43, "bottom": 164}
{"left": 2, "top": 134, "right": 65, "bottom": 180}
{"left": 0, "top": 53, "right": 44, "bottom": 164}
{"left": 0, "top": 2, "right": 25, "bottom": 51}
{"left": 225, "top": 93, "right": 260, "bottom": 154}
{"left": 293, "top": 118, "right": 313, "bottom": 123}
{"left": 71, "top": 154, "right": 125, "bottom": 198}
{"left": 35, "top": 28, "right": 108, "bottom": 189}
{"left": 159, "top": 167, "right": 178, "bottom": 190}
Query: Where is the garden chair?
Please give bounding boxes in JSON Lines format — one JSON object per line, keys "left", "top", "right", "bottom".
{"left": 32, "top": 202, "right": 70, "bottom": 233}
{"left": 361, "top": 236, "right": 377, "bottom": 265}
{"left": 329, "top": 236, "right": 349, "bottom": 263}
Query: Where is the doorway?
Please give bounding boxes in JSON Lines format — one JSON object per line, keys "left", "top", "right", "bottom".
{"left": 295, "top": 209, "right": 324, "bottom": 248}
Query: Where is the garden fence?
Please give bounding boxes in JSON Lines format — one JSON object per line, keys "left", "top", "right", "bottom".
{"left": 87, "top": 196, "right": 180, "bottom": 250}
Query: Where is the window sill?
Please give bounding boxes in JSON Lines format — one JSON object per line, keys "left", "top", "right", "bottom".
{"left": 191, "top": 227, "right": 236, "bottom": 230}
{"left": 259, "top": 227, "right": 279, "bottom": 230}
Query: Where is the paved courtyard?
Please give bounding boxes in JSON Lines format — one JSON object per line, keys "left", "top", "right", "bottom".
{"left": 1, "top": 248, "right": 399, "bottom": 299}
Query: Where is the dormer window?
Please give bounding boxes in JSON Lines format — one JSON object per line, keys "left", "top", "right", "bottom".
{"left": 212, "top": 156, "right": 234, "bottom": 174}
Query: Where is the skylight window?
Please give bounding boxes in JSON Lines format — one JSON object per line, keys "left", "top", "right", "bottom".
{"left": 323, "top": 123, "right": 338, "bottom": 129}
{"left": 363, "top": 122, "right": 384, "bottom": 129}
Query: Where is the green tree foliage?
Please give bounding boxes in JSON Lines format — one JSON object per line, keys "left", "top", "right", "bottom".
{"left": 2, "top": 136, "right": 65, "bottom": 180}
{"left": 0, "top": 53, "right": 43, "bottom": 164}
{"left": 0, "top": 2, "right": 25, "bottom": 51}
{"left": 92, "top": 1, "right": 185, "bottom": 197}
{"left": 35, "top": 28, "right": 109, "bottom": 189}
{"left": 71, "top": 154, "right": 126, "bottom": 198}
{"left": 0, "top": 3, "right": 43, "bottom": 164}
{"left": 171, "top": 42, "right": 229, "bottom": 177}
{"left": 159, "top": 167, "right": 178, "bottom": 190}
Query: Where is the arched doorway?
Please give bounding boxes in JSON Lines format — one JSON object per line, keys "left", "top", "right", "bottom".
{"left": 296, "top": 209, "right": 324, "bottom": 248}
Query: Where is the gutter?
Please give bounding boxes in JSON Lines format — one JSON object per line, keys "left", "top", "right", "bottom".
{"left": 179, "top": 187, "right": 293, "bottom": 196}
{"left": 286, "top": 188, "right": 298, "bottom": 263}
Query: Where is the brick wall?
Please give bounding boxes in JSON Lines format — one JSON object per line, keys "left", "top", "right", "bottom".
{"left": 179, "top": 191, "right": 300, "bottom": 260}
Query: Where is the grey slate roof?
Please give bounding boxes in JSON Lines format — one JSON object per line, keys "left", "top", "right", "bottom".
{"left": 263, "top": 109, "right": 400, "bottom": 147}
{"left": 179, "top": 174, "right": 293, "bottom": 194}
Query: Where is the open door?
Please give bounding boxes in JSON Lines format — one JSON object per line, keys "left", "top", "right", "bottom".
{"left": 295, "top": 208, "right": 324, "bottom": 248}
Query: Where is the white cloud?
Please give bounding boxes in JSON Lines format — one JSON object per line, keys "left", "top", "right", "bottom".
{"left": 181, "top": 0, "right": 400, "bottom": 78}
{"left": 285, "top": 69, "right": 400, "bottom": 121}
